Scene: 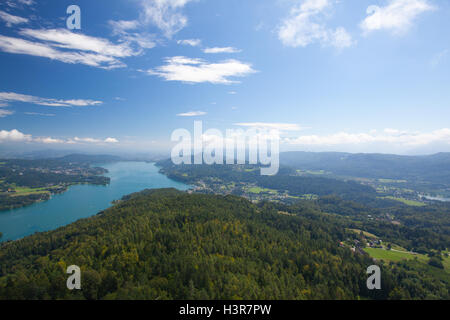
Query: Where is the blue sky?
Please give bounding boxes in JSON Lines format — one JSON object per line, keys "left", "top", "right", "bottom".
{"left": 0, "top": 0, "right": 449, "bottom": 155}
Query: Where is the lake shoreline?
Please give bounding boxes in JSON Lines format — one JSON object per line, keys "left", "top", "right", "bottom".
{"left": 0, "top": 161, "right": 190, "bottom": 242}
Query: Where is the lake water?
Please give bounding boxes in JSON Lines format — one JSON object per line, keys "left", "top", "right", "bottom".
{"left": 0, "top": 162, "right": 190, "bottom": 242}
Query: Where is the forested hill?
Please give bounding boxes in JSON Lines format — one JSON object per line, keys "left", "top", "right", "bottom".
{"left": 0, "top": 189, "right": 448, "bottom": 300}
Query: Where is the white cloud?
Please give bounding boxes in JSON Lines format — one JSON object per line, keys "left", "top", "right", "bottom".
{"left": 33, "top": 137, "right": 64, "bottom": 144}
{"left": 360, "top": 0, "right": 435, "bottom": 35}
{"left": 203, "top": 47, "right": 241, "bottom": 54}
{"left": 0, "top": 10, "right": 28, "bottom": 27}
{"left": 234, "top": 122, "right": 304, "bottom": 132}
{"left": 70, "top": 137, "right": 120, "bottom": 144}
{"left": 72, "top": 137, "right": 101, "bottom": 144}
{"left": 0, "top": 129, "right": 31, "bottom": 142}
{"left": 284, "top": 128, "right": 450, "bottom": 146}
{"left": 0, "top": 92, "right": 102, "bottom": 107}
{"left": 177, "top": 111, "right": 206, "bottom": 117}
{"left": 278, "top": 0, "right": 355, "bottom": 49}
{"left": 140, "top": 0, "right": 196, "bottom": 38}
{"left": 148, "top": 56, "right": 256, "bottom": 84}
{"left": 177, "top": 39, "right": 201, "bottom": 46}
{"left": 104, "top": 137, "right": 119, "bottom": 143}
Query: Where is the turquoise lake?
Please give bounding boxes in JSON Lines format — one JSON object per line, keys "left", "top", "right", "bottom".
{"left": 0, "top": 162, "right": 190, "bottom": 242}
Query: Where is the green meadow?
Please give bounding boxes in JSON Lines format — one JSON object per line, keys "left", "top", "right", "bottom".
{"left": 380, "top": 196, "right": 426, "bottom": 207}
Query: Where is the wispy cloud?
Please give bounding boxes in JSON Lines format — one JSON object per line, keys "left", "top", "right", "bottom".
{"left": 0, "top": 10, "right": 28, "bottom": 27}
{"left": 0, "top": 109, "right": 14, "bottom": 118}
{"left": 431, "top": 49, "right": 449, "bottom": 68}
{"left": 0, "top": 34, "right": 123, "bottom": 69}
{"left": 24, "top": 112, "right": 56, "bottom": 116}
{"left": 148, "top": 56, "right": 256, "bottom": 84}
{"left": 109, "top": 20, "right": 141, "bottom": 34}
{"left": 0, "top": 28, "right": 148, "bottom": 69}
{"left": 140, "top": 0, "right": 196, "bottom": 38}
{"left": 20, "top": 29, "right": 138, "bottom": 57}
{"left": 0, "top": 92, "right": 102, "bottom": 107}
{"left": 108, "top": 0, "right": 195, "bottom": 52}
{"left": 5, "top": 0, "right": 35, "bottom": 8}
{"left": 234, "top": 122, "right": 304, "bottom": 132}
{"left": 278, "top": 0, "right": 354, "bottom": 49}
{"left": 360, "top": 0, "right": 435, "bottom": 35}
{"left": 203, "top": 47, "right": 241, "bottom": 54}
{"left": 284, "top": 128, "right": 450, "bottom": 146}
{"left": 177, "top": 39, "right": 201, "bottom": 46}
{"left": 177, "top": 111, "right": 206, "bottom": 117}
{"left": 18, "top": 0, "right": 34, "bottom": 5}
{"left": 0, "top": 129, "right": 119, "bottom": 145}
{"left": 108, "top": 20, "right": 156, "bottom": 50}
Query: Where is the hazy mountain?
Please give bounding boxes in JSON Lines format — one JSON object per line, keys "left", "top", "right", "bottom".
{"left": 280, "top": 152, "right": 450, "bottom": 184}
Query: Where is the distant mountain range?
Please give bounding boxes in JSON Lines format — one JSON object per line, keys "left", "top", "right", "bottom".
{"left": 280, "top": 152, "right": 450, "bottom": 184}
{"left": 55, "top": 153, "right": 123, "bottom": 163}
{"left": 3, "top": 148, "right": 450, "bottom": 186}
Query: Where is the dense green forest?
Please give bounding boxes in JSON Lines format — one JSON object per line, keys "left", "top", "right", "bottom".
{"left": 156, "top": 160, "right": 450, "bottom": 259}
{"left": 280, "top": 195, "right": 450, "bottom": 253}
{"left": 0, "top": 189, "right": 448, "bottom": 300}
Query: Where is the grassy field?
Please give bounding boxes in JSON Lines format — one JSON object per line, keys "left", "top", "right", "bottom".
{"left": 10, "top": 186, "right": 51, "bottom": 196}
{"left": 381, "top": 196, "right": 426, "bottom": 207}
{"left": 364, "top": 247, "right": 428, "bottom": 263}
{"left": 246, "top": 187, "right": 278, "bottom": 194}
{"left": 364, "top": 247, "right": 450, "bottom": 284}
{"left": 348, "top": 228, "right": 378, "bottom": 239}
{"left": 8, "top": 185, "right": 67, "bottom": 197}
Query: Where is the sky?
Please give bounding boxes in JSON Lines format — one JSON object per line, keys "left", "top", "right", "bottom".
{"left": 0, "top": 0, "right": 449, "bottom": 156}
